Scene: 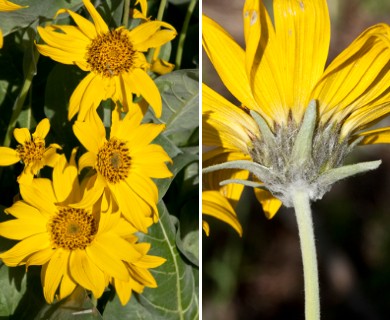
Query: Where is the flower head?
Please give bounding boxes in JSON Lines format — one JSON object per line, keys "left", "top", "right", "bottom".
{"left": 0, "top": 0, "right": 28, "bottom": 48}
{"left": 0, "top": 151, "right": 164, "bottom": 303}
{"left": 73, "top": 108, "right": 172, "bottom": 233}
{"left": 203, "top": 0, "right": 390, "bottom": 217}
{"left": 0, "top": 118, "right": 60, "bottom": 183}
{"left": 36, "top": 0, "right": 177, "bottom": 120}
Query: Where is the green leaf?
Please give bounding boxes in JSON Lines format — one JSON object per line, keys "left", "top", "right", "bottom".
{"left": 104, "top": 202, "right": 198, "bottom": 320}
{"left": 0, "top": 265, "right": 26, "bottom": 316}
{"left": 147, "top": 69, "right": 198, "bottom": 138}
{"left": 0, "top": 0, "right": 84, "bottom": 37}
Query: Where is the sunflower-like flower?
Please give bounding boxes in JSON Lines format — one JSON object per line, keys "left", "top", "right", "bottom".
{"left": 0, "top": 151, "right": 165, "bottom": 304}
{"left": 36, "top": 0, "right": 177, "bottom": 120}
{"left": 73, "top": 108, "right": 172, "bottom": 233}
{"left": 0, "top": 0, "right": 27, "bottom": 48}
{"left": 0, "top": 118, "right": 60, "bottom": 183}
{"left": 203, "top": 0, "right": 390, "bottom": 217}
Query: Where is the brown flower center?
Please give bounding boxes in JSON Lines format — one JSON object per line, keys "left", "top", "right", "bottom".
{"left": 16, "top": 138, "right": 45, "bottom": 165}
{"left": 49, "top": 207, "right": 97, "bottom": 250}
{"left": 97, "top": 137, "right": 131, "bottom": 183}
{"left": 86, "top": 28, "right": 135, "bottom": 78}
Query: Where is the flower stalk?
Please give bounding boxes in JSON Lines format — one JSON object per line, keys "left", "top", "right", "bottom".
{"left": 291, "top": 188, "right": 320, "bottom": 320}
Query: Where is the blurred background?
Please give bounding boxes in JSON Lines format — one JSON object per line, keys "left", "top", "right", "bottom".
{"left": 202, "top": 0, "right": 390, "bottom": 319}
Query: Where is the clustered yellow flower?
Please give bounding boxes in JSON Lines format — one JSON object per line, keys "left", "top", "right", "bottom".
{"left": 0, "top": 0, "right": 175, "bottom": 305}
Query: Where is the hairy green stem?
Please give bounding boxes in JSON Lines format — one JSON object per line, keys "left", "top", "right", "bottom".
{"left": 291, "top": 188, "right": 320, "bottom": 320}
{"left": 175, "top": 0, "right": 197, "bottom": 69}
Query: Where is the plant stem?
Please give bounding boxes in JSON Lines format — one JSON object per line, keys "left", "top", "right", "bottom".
{"left": 146, "top": 0, "right": 168, "bottom": 63}
{"left": 122, "top": 0, "right": 130, "bottom": 28}
{"left": 175, "top": 0, "right": 197, "bottom": 69}
{"left": 291, "top": 188, "right": 320, "bottom": 320}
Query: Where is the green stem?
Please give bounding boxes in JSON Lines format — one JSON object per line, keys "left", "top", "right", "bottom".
{"left": 291, "top": 188, "right": 320, "bottom": 320}
{"left": 146, "top": 0, "right": 168, "bottom": 63}
{"left": 175, "top": 0, "right": 197, "bottom": 69}
{"left": 122, "top": 0, "right": 130, "bottom": 27}
{"left": 3, "top": 49, "right": 39, "bottom": 147}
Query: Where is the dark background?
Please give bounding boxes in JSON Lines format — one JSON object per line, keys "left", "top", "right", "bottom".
{"left": 202, "top": 1, "right": 390, "bottom": 319}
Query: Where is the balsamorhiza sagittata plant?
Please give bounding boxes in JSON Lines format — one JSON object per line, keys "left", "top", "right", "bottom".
{"left": 202, "top": 0, "right": 390, "bottom": 319}
{"left": 0, "top": 0, "right": 27, "bottom": 48}
{"left": 73, "top": 108, "right": 172, "bottom": 234}
{"left": 0, "top": 151, "right": 165, "bottom": 305}
{"left": 36, "top": 0, "right": 177, "bottom": 121}
{"left": 0, "top": 118, "right": 60, "bottom": 184}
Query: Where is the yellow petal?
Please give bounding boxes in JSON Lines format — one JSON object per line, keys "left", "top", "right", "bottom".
{"left": 58, "top": 272, "right": 77, "bottom": 301}
{"left": 123, "top": 123, "right": 165, "bottom": 147}
{"left": 254, "top": 188, "right": 282, "bottom": 219}
{"left": 32, "top": 118, "right": 50, "bottom": 139}
{"left": 69, "top": 249, "right": 106, "bottom": 299}
{"left": 357, "top": 127, "right": 390, "bottom": 145}
{"left": 0, "top": 233, "right": 51, "bottom": 267}
{"left": 82, "top": 0, "right": 109, "bottom": 35}
{"left": 26, "top": 247, "right": 54, "bottom": 267}
{"left": 313, "top": 23, "right": 390, "bottom": 137}
{"left": 95, "top": 233, "right": 142, "bottom": 262}
{"left": 203, "top": 84, "right": 258, "bottom": 153}
{"left": 43, "top": 249, "right": 69, "bottom": 304}
{"left": 78, "top": 151, "right": 97, "bottom": 172}
{"left": 0, "top": 29, "right": 3, "bottom": 48}
{"left": 0, "top": 0, "right": 27, "bottom": 11}
{"left": 20, "top": 178, "right": 57, "bottom": 216}
{"left": 125, "top": 69, "right": 162, "bottom": 118}
{"left": 114, "top": 278, "right": 133, "bottom": 305}
{"left": 86, "top": 241, "right": 129, "bottom": 281}
{"left": 273, "top": 0, "right": 330, "bottom": 122}
{"left": 110, "top": 182, "right": 153, "bottom": 233}
{"left": 130, "top": 21, "right": 176, "bottom": 51}
{"left": 0, "top": 147, "right": 19, "bottom": 165}
{"left": 202, "top": 220, "right": 210, "bottom": 236}
{"left": 202, "top": 190, "right": 242, "bottom": 236}
{"left": 0, "top": 218, "right": 47, "bottom": 240}
{"left": 13, "top": 127, "right": 31, "bottom": 144}
{"left": 73, "top": 112, "right": 105, "bottom": 155}
{"left": 203, "top": 15, "right": 260, "bottom": 117}
{"left": 55, "top": 7, "right": 97, "bottom": 40}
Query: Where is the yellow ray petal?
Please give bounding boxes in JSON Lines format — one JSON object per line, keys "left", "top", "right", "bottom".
{"left": 273, "top": 0, "right": 330, "bottom": 122}
{"left": 20, "top": 178, "right": 57, "bottom": 216}
{"left": 202, "top": 190, "right": 242, "bottom": 236}
{"left": 96, "top": 233, "right": 142, "bottom": 262}
{"left": 69, "top": 249, "right": 106, "bottom": 299}
{"left": 0, "top": 0, "right": 27, "bottom": 11}
{"left": 73, "top": 117, "right": 105, "bottom": 156}
{"left": 0, "top": 233, "right": 51, "bottom": 267}
{"left": 58, "top": 273, "right": 77, "bottom": 301}
{"left": 313, "top": 23, "right": 390, "bottom": 135}
{"left": 26, "top": 247, "right": 54, "bottom": 267}
{"left": 203, "top": 84, "right": 258, "bottom": 153}
{"left": 357, "top": 127, "right": 390, "bottom": 145}
{"left": 125, "top": 69, "right": 162, "bottom": 118}
{"left": 254, "top": 188, "right": 282, "bottom": 219}
{"left": 0, "top": 147, "right": 19, "bottom": 165}
{"left": 242, "top": 0, "right": 287, "bottom": 122}
{"left": 86, "top": 241, "right": 129, "bottom": 281}
{"left": 0, "top": 218, "right": 47, "bottom": 240}
{"left": 55, "top": 8, "right": 97, "bottom": 40}
{"left": 202, "top": 220, "right": 210, "bottom": 236}
{"left": 123, "top": 123, "right": 165, "bottom": 147}
{"left": 43, "top": 249, "right": 69, "bottom": 304}
{"left": 13, "top": 127, "right": 31, "bottom": 144}
{"left": 32, "top": 118, "right": 50, "bottom": 139}
{"left": 82, "top": 0, "right": 109, "bottom": 35}
{"left": 202, "top": 15, "right": 259, "bottom": 116}
{"left": 130, "top": 21, "right": 176, "bottom": 51}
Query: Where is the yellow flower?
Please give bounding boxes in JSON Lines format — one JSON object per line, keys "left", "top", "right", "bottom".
{"left": 73, "top": 108, "right": 172, "bottom": 233}
{"left": 0, "top": 152, "right": 163, "bottom": 304}
{"left": 203, "top": 0, "right": 390, "bottom": 217}
{"left": 36, "top": 0, "right": 177, "bottom": 120}
{"left": 0, "top": 118, "right": 60, "bottom": 184}
{"left": 0, "top": 0, "right": 28, "bottom": 48}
